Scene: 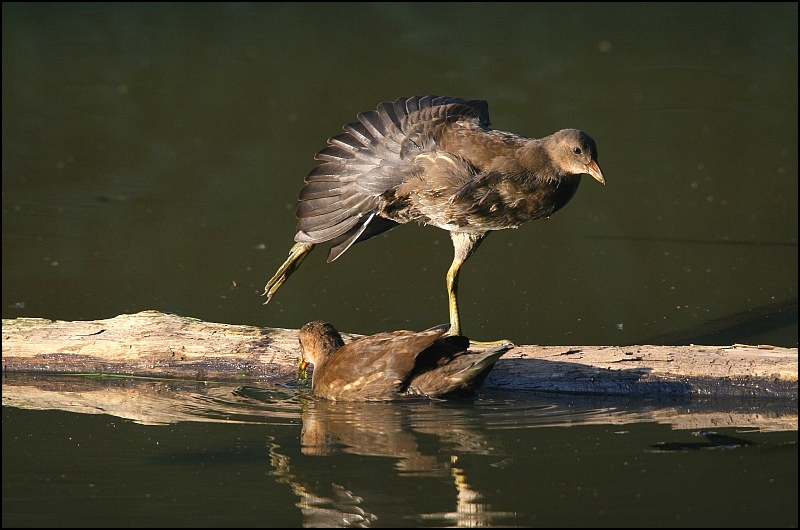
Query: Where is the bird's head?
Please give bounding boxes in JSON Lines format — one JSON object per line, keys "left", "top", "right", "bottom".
{"left": 297, "top": 320, "right": 346, "bottom": 380}
{"left": 546, "top": 129, "right": 605, "bottom": 185}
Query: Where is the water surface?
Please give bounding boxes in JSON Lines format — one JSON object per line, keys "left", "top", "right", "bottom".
{"left": 3, "top": 375, "right": 797, "bottom": 527}
{"left": 2, "top": 3, "right": 797, "bottom": 527}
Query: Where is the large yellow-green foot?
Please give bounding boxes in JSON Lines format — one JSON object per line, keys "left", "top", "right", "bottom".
{"left": 263, "top": 242, "right": 315, "bottom": 304}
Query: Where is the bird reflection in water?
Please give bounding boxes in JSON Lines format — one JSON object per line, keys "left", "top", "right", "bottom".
{"left": 285, "top": 398, "right": 518, "bottom": 527}
{"left": 415, "top": 455, "right": 517, "bottom": 527}
{"left": 270, "top": 445, "right": 378, "bottom": 528}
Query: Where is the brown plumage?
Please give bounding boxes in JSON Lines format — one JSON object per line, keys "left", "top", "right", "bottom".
{"left": 297, "top": 321, "right": 513, "bottom": 401}
{"left": 264, "top": 96, "right": 604, "bottom": 336}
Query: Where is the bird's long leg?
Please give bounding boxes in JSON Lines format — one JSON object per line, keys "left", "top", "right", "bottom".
{"left": 263, "top": 242, "right": 315, "bottom": 304}
{"left": 448, "top": 232, "right": 510, "bottom": 345}
{"left": 447, "top": 232, "right": 486, "bottom": 337}
{"left": 446, "top": 256, "right": 465, "bottom": 336}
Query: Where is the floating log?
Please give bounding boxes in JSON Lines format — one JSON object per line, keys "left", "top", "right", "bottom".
{"left": 2, "top": 310, "right": 797, "bottom": 399}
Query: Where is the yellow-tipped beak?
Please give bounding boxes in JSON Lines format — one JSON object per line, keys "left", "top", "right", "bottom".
{"left": 298, "top": 358, "right": 310, "bottom": 381}
{"left": 586, "top": 159, "right": 605, "bottom": 185}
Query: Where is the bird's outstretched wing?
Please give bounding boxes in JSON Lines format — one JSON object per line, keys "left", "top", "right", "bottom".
{"left": 295, "top": 95, "right": 489, "bottom": 261}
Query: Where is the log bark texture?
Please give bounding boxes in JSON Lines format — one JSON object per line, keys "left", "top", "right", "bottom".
{"left": 3, "top": 310, "right": 797, "bottom": 399}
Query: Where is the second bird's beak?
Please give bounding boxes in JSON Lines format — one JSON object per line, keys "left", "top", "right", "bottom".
{"left": 298, "top": 357, "right": 310, "bottom": 381}
{"left": 586, "top": 160, "right": 605, "bottom": 185}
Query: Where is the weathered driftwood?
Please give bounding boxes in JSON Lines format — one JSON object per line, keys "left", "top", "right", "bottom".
{"left": 2, "top": 310, "right": 797, "bottom": 399}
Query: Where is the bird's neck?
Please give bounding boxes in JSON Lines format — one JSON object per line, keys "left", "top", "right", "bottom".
{"left": 515, "top": 139, "right": 562, "bottom": 181}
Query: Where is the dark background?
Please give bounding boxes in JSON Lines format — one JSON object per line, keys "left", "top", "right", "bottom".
{"left": 2, "top": 4, "right": 797, "bottom": 528}
{"left": 3, "top": 3, "right": 797, "bottom": 347}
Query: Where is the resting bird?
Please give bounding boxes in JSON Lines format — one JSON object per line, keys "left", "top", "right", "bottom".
{"left": 297, "top": 320, "right": 514, "bottom": 401}
{"left": 264, "top": 95, "right": 604, "bottom": 336}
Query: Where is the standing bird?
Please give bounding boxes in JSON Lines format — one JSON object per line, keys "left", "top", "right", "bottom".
{"left": 297, "top": 320, "right": 513, "bottom": 401}
{"left": 264, "top": 96, "right": 604, "bottom": 336}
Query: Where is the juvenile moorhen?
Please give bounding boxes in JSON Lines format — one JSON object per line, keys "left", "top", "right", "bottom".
{"left": 297, "top": 321, "right": 513, "bottom": 401}
{"left": 264, "top": 96, "right": 604, "bottom": 336}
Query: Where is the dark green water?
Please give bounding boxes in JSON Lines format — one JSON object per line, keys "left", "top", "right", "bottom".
{"left": 3, "top": 379, "right": 798, "bottom": 528}
{"left": 2, "top": 3, "right": 797, "bottom": 527}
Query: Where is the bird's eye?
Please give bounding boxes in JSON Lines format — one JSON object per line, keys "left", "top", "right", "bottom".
{"left": 573, "top": 147, "right": 582, "bottom": 155}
